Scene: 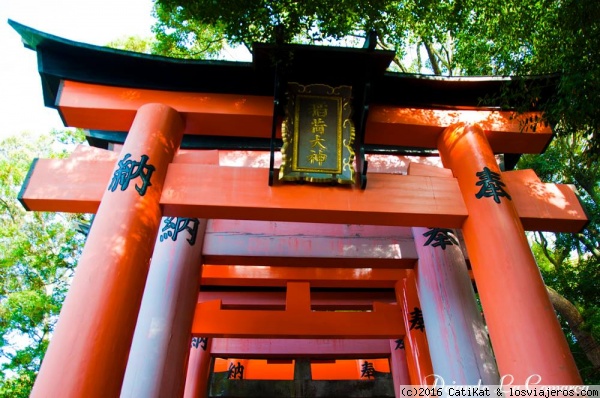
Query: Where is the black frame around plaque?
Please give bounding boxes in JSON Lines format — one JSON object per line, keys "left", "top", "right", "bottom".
{"left": 279, "top": 83, "right": 355, "bottom": 184}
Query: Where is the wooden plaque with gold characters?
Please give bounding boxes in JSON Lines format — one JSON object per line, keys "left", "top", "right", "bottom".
{"left": 279, "top": 83, "right": 355, "bottom": 184}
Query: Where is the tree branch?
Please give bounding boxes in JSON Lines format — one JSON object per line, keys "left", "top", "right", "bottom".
{"left": 575, "top": 233, "right": 600, "bottom": 260}
{"left": 376, "top": 37, "right": 407, "bottom": 72}
{"left": 392, "top": 57, "right": 408, "bottom": 72}
{"left": 0, "top": 197, "right": 16, "bottom": 222}
{"left": 422, "top": 40, "right": 442, "bottom": 75}
{"left": 242, "top": 40, "right": 253, "bottom": 55}
{"left": 536, "top": 231, "right": 561, "bottom": 268}
{"left": 546, "top": 286, "right": 600, "bottom": 377}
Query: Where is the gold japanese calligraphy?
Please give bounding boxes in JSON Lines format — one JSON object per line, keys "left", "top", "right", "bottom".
{"left": 279, "top": 83, "right": 355, "bottom": 184}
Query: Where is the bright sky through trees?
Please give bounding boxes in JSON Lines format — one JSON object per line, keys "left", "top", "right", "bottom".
{"left": 0, "top": 0, "right": 155, "bottom": 139}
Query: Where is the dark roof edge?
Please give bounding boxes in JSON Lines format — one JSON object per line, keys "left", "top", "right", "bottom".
{"left": 8, "top": 19, "right": 250, "bottom": 68}
{"left": 9, "top": 19, "right": 559, "bottom": 111}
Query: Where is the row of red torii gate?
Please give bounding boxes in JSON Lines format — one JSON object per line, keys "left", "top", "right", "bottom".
{"left": 10, "top": 20, "right": 589, "bottom": 397}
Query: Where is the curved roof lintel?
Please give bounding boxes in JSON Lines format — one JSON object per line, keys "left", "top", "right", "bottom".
{"left": 9, "top": 19, "right": 558, "bottom": 112}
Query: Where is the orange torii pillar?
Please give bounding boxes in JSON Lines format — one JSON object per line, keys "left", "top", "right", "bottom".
{"left": 183, "top": 337, "right": 213, "bottom": 398}
{"left": 121, "top": 218, "right": 207, "bottom": 397}
{"left": 30, "top": 104, "right": 184, "bottom": 398}
{"left": 396, "top": 273, "right": 434, "bottom": 385}
{"left": 389, "top": 339, "right": 410, "bottom": 396}
{"left": 413, "top": 226, "right": 498, "bottom": 384}
{"left": 437, "top": 123, "right": 581, "bottom": 384}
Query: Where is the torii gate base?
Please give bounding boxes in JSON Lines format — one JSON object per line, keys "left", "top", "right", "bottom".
{"left": 208, "top": 372, "right": 394, "bottom": 398}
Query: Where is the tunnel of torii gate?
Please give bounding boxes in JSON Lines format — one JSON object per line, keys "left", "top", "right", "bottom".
{"left": 10, "top": 20, "right": 590, "bottom": 398}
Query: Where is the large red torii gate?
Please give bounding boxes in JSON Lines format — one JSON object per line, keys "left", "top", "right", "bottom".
{"left": 10, "top": 20, "right": 589, "bottom": 398}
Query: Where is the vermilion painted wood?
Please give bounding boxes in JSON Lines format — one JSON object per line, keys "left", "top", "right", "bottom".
{"left": 183, "top": 338, "right": 212, "bottom": 398}
{"left": 68, "top": 144, "right": 120, "bottom": 162}
{"left": 502, "top": 169, "right": 587, "bottom": 233}
{"left": 203, "top": 220, "right": 417, "bottom": 268}
{"left": 161, "top": 164, "right": 467, "bottom": 227}
{"left": 389, "top": 339, "right": 411, "bottom": 395}
{"left": 19, "top": 157, "right": 587, "bottom": 232}
{"left": 366, "top": 107, "right": 552, "bottom": 153}
{"left": 407, "top": 162, "right": 453, "bottom": 178}
{"left": 396, "top": 275, "right": 434, "bottom": 385}
{"left": 65, "top": 141, "right": 438, "bottom": 175}
{"left": 192, "top": 282, "right": 405, "bottom": 338}
{"left": 57, "top": 80, "right": 552, "bottom": 153}
{"left": 208, "top": 219, "right": 414, "bottom": 238}
{"left": 173, "top": 149, "right": 220, "bottom": 164}
{"left": 19, "top": 158, "right": 111, "bottom": 213}
{"left": 209, "top": 338, "right": 392, "bottom": 358}
{"left": 69, "top": 144, "right": 220, "bottom": 165}
{"left": 30, "top": 104, "right": 185, "bottom": 398}
{"left": 407, "top": 163, "right": 588, "bottom": 233}
{"left": 16, "top": 146, "right": 218, "bottom": 213}
{"left": 21, "top": 160, "right": 466, "bottom": 226}
{"left": 121, "top": 219, "right": 207, "bottom": 398}
{"left": 198, "top": 291, "right": 396, "bottom": 309}
{"left": 200, "top": 265, "right": 408, "bottom": 288}
{"left": 438, "top": 123, "right": 582, "bottom": 384}
{"left": 58, "top": 80, "right": 275, "bottom": 138}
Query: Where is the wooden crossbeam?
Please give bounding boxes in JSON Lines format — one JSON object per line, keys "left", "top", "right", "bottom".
{"left": 198, "top": 290, "right": 396, "bottom": 309}
{"left": 201, "top": 266, "right": 408, "bottom": 288}
{"left": 203, "top": 220, "right": 417, "bottom": 268}
{"left": 58, "top": 80, "right": 274, "bottom": 139}
{"left": 20, "top": 158, "right": 467, "bottom": 227}
{"left": 502, "top": 169, "right": 587, "bottom": 233}
{"left": 58, "top": 80, "right": 552, "bottom": 153}
{"left": 19, "top": 155, "right": 587, "bottom": 232}
{"left": 209, "top": 338, "right": 392, "bottom": 358}
{"left": 407, "top": 163, "right": 588, "bottom": 233}
{"left": 162, "top": 164, "right": 465, "bottom": 227}
{"left": 192, "top": 282, "right": 405, "bottom": 338}
{"left": 366, "top": 107, "right": 552, "bottom": 153}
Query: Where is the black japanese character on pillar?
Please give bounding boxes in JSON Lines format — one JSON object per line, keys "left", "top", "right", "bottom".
{"left": 475, "top": 166, "right": 511, "bottom": 204}
{"left": 108, "top": 153, "right": 155, "bottom": 196}
{"left": 160, "top": 217, "right": 200, "bottom": 246}
{"left": 394, "top": 338, "right": 404, "bottom": 350}
{"left": 227, "top": 362, "right": 244, "bottom": 379}
{"left": 360, "top": 361, "right": 376, "bottom": 379}
{"left": 409, "top": 307, "right": 425, "bottom": 332}
{"left": 191, "top": 337, "right": 208, "bottom": 351}
{"left": 422, "top": 228, "right": 458, "bottom": 250}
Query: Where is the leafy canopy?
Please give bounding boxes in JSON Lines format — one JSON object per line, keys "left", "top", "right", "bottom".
{"left": 0, "top": 130, "right": 88, "bottom": 397}
{"left": 153, "top": 0, "right": 600, "bottom": 157}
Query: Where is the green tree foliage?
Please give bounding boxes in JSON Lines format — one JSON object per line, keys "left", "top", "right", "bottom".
{"left": 106, "top": 35, "right": 155, "bottom": 54}
{"left": 0, "top": 130, "right": 87, "bottom": 397}
{"left": 152, "top": 3, "right": 228, "bottom": 58}
{"left": 153, "top": 0, "right": 600, "bottom": 153}
{"left": 152, "top": 0, "right": 600, "bottom": 381}
{"left": 520, "top": 135, "right": 600, "bottom": 382}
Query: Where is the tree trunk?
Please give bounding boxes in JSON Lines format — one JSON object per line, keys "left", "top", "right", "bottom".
{"left": 422, "top": 41, "right": 442, "bottom": 75}
{"left": 546, "top": 286, "right": 600, "bottom": 376}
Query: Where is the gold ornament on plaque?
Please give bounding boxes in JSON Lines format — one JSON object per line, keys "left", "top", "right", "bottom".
{"left": 279, "top": 83, "right": 355, "bottom": 184}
